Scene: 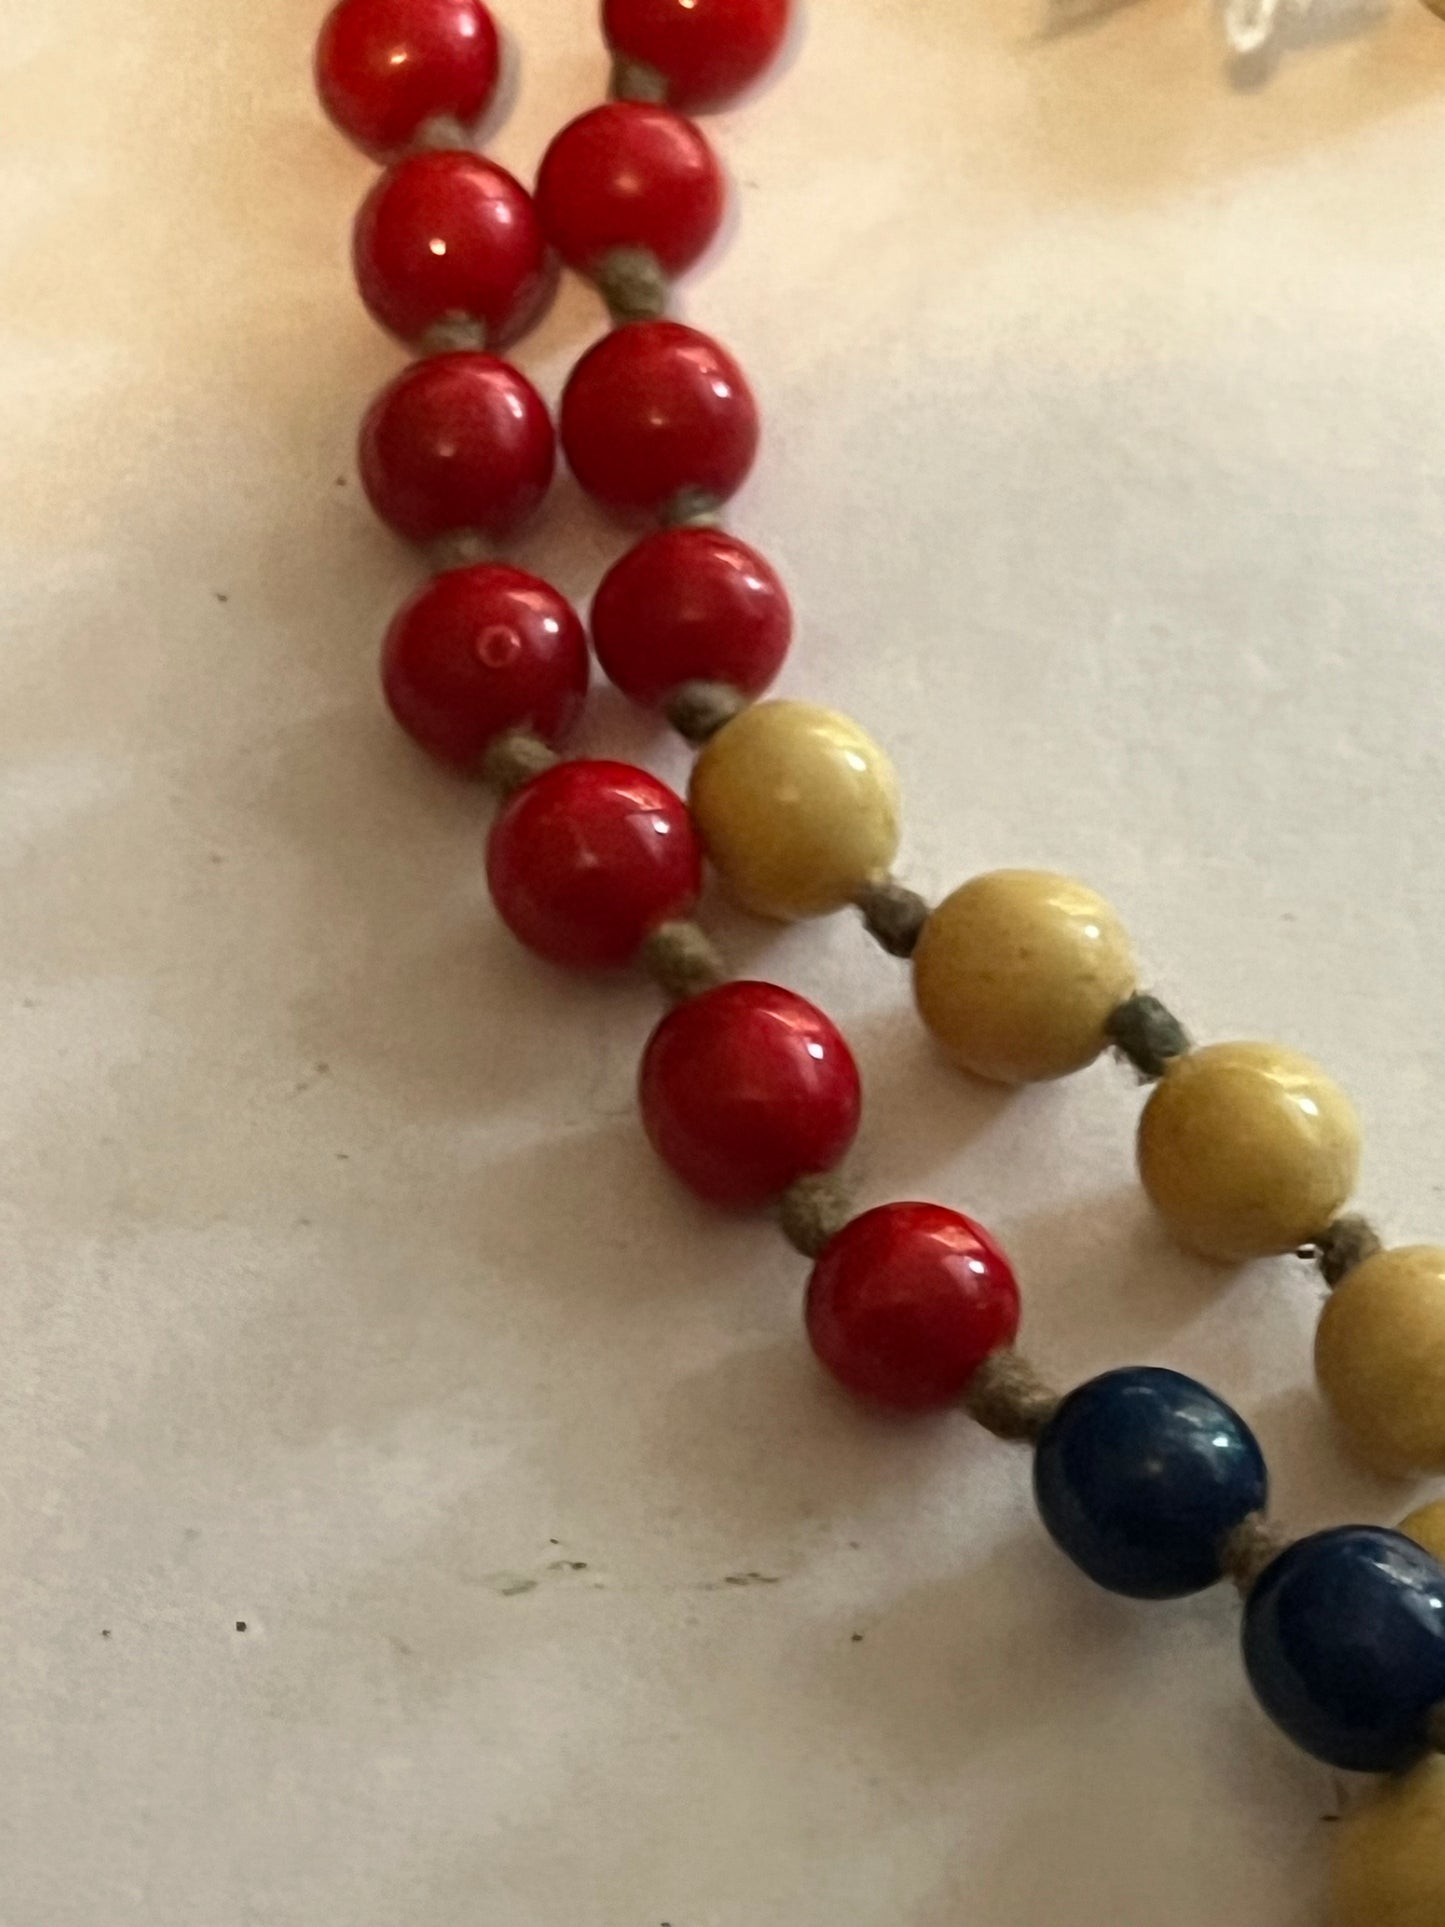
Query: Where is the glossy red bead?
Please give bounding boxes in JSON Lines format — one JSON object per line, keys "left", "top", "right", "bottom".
{"left": 536, "top": 104, "right": 725, "bottom": 278}
{"left": 591, "top": 528, "right": 791, "bottom": 707}
{"left": 359, "top": 353, "right": 555, "bottom": 542}
{"left": 382, "top": 565, "right": 589, "bottom": 771}
{"left": 639, "top": 982, "right": 861, "bottom": 1208}
{"left": 603, "top": 0, "right": 791, "bottom": 113}
{"left": 561, "top": 321, "right": 759, "bottom": 519}
{"left": 806, "top": 1203, "right": 1021, "bottom": 1413}
{"left": 353, "top": 153, "right": 549, "bottom": 348}
{"left": 487, "top": 761, "right": 703, "bottom": 969}
{"left": 316, "top": 0, "right": 501, "bottom": 158}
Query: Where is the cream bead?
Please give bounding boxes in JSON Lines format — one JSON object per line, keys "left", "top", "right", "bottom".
{"left": 1330, "top": 1758, "right": 1445, "bottom": 1927}
{"left": 912, "top": 870, "right": 1136, "bottom": 1085}
{"left": 1401, "top": 1498, "right": 1445, "bottom": 1565}
{"left": 688, "top": 700, "right": 901, "bottom": 921}
{"left": 1316, "top": 1248, "right": 1445, "bottom": 1476}
{"left": 1136, "top": 1041, "right": 1360, "bottom": 1263}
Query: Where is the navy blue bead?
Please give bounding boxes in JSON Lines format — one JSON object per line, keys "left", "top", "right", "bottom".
{"left": 1242, "top": 1526, "right": 1445, "bottom": 1773}
{"left": 1032, "top": 1366, "right": 1267, "bottom": 1600}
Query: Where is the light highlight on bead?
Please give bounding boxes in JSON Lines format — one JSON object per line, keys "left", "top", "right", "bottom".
{"left": 1136, "top": 1041, "right": 1360, "bottom": 1262}
{"left": 689, "top": 700, "right": 901, "bottom": 921}
{"left": 1316, "top": 1246, "right": 1445, "bottom": 1475}
{"left": 912, "top": 870, "right": 1136, "bottom": 1085}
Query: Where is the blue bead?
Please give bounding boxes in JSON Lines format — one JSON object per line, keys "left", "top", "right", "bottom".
{"left": 1032, "top": 1366, "right": 1267, "bottom": 1599}
{"left": 1242, "top": 1526, "right": 1445, "bottom": 1772}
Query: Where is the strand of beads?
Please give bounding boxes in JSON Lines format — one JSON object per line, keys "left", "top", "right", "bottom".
{"left": 478, "top": 732, "right": 1445, "bottom": 1927}
{"left": 571, "top": 299, "right": 1430, "bottom": 1481}
{"left": 905, "top": 890, "right": 1444, "bottom": 1490}
{"left": 320, "top": 0, "right": 894, "bottom": 1253}
{"left": 543, "top": 11, "right": 1445, "bottom": 1490}
{"left": 315, "top": 5, "right": 1445, "bottom": 1919}
{"left": 543, "top": 5, "right": 1445, "bottom": 1905}
{"left": 528, "top": 7, "right": 1391, "bottom": 1409}
{"left": 590, "top": 11, "right": 1445, "bottom": 1491}
{"left": 318, "top": 0, "right": 892, "bottom": 1252}
{"left": 468, "top": 717, "right": 1445, "bottom": 1871}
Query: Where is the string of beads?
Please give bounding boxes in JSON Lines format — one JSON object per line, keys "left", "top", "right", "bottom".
{"left": 314, "top": 1, "right": 1445, "bottom": 1914}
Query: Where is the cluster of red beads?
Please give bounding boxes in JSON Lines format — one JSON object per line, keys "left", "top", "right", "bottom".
{"left": 316, "top": 0, "right": 1024, "bottom": 1420}
{"left": 318, "top": 0, "right": 790, "bottom": 704}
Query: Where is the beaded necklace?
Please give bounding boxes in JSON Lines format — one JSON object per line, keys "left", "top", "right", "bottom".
{"left": 314, "top": 2, "right": 1445, "bottom": 1915}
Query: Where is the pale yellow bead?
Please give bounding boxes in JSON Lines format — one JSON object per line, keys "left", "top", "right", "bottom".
{"left": 1316, "top": 1248, "right": 1445, "bottom": 1476}
{"left": 1136, "top": 1041, "right": 1360, "bottom": 1263}
{"left": 1330, "top": 1757, "right": 1445, "bottom": 1927}
{"left": 688, "top": 701, "right": 901, "bottom": 922}
{"left": 912, "top": 871, "right": 1136, "bottom": 1085}
{"left": 1401, "top": 1498, "right": 1445, "bottom": 1565}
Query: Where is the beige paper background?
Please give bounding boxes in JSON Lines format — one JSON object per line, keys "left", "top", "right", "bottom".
{"left": 4, "top": 1, "right": 1445, "bottom": 1921}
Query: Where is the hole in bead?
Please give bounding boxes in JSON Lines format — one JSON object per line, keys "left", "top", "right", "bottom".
{"left": 474, "top": 624, "right": 523, "bottom": 670}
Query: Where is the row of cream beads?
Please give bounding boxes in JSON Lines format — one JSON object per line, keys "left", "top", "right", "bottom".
{"left": 686, "top": 695, "right": 1444, "bottom": 1479}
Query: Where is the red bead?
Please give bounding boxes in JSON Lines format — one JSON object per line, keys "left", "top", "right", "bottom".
{"left": 639, "top": 982, "right": 861, "bottom": 1208}
{"left": 359, "top": 353, "right": 555, "bottom": 541}
{"left": 536, "top": 104, "right": 725, "bottom": 278}
{"left": 805, "top": 1204, "right": 1021, "bottom": 1413}
{"left": 603, "top": 0, "right": 791, "bottom": 113}
{"left": 316, "top": 0, "right": 501, "bottom": 158}
{"left": 487, "top": 761, "right": 703, "bottom": 968}
{"left": 382, "top": 565, "right": 589, "bottom": 771}
{"left": 591, "top": 528, "right": 791, "bottom": 707}
{"left": 561, "top": 321, "right": 758, "bottom": 519}
{"left": 353, "top": 153, "right": 549, "bottom": 348}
